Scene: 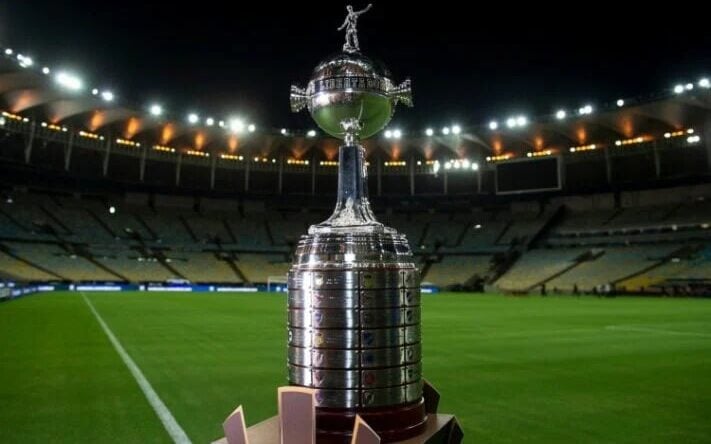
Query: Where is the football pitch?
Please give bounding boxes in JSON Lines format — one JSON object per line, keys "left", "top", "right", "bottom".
{"left": 1, "top": 291, "right": 710, "bottom": 443}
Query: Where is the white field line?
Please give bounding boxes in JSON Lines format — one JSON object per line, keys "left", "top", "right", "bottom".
{"left": 605, "top": 324, "right": 711, "bottom": 338}
{"left": 80, "top": 292, "right": 192, "bottom": 444}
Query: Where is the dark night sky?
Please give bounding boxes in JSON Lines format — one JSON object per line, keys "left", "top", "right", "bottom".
{"left": 1, "top": 1, "right": 709, "bottom": 131}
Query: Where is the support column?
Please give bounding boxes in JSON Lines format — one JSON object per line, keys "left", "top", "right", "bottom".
{"left": 376, "top": 155, "right": 382, "bottom": 197}
{"left": 311, "top": 154, "right": 317, "bottom": 196}
{"left": 64, "top": 131, "right": 75, "bottom": 171}
{"left": 604, "top": 146, "right": 613, "bottom": 185}
{"left": 102, "top": 137, "right": 112, "bottom": 177}
{"left": 476, "top": 162, "right": 482, "bottom": 194}
{"left": 652, "top": 139, "right": 661, "bottom": 179}
{"left": 558, "top": 154, "right": 566, "bottom": 190}
{"left": 24, "top": 121, "right": 36, "bottom": 164}
{"left": 278, "top": 154, "right": 284, "bottom": 195}
{"left": 409, "top": 155, "right": 415, "bottom": 196}
{"left": 210, "top": 154, "right": 217, "bottom": 190}
{"left": 139, "top": 145, "right": 147, "bottom": 182}
{"left": 244, "top": 156, "right": 251, "bottom": 192}
{"left": 705, "top": 116, "right": 711, "bottom": 173}
{"left": 175, "top": 153, "right": 183, "bottom": 187}
{"left": 443, "top": 168, "right": 448, "bottom": 195}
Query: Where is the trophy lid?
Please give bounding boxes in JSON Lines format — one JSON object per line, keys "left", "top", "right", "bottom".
{"left": 311, "top": 51, "right": 391, "bottom": 82}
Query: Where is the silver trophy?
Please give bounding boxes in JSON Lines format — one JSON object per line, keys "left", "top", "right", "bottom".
{"left": 288, "top": 4, "right": 424, "bottom": 442}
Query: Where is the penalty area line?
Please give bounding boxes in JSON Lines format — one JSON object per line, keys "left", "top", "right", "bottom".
{"left": 80, "top": 292, "right": 192, "bottom": 444}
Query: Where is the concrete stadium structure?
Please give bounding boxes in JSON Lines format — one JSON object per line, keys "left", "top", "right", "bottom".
{"left": 1, "top": 50, "right": 710, "bottom": 296}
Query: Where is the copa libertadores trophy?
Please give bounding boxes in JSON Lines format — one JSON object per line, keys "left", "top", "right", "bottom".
{"left": 216, "top": 5, "right": 461, "bottom": 444}
{"left": 286, "top": 5, "right": 461, "bottom": 443}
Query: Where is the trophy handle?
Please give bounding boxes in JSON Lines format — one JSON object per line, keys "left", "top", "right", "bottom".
{"left": 389, "top": 79, "right": 413, "bottom": 107}
{"left": 290, "top": 85, "right": 309, "bottom": 113}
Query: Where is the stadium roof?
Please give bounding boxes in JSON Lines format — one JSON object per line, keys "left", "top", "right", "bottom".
{"left": 1, "top": 52, "right": 709, "bottom": 162}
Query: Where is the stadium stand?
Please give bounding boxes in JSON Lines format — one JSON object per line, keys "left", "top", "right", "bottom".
{"left": 94, "top": 206, "right": 153, "bottom": 240}
{"left": 0, "top": 248, "right": 57, "bottom": 281}
{"left": 229, "top": 218, "right": 272, "bottom": 249}
{"left": 385, "top": 212, "right": 428, "bottom": 248}
{"left": 266, "top": 210, "right": 316, "bottom": 245}
{"left": 0, "top": 209, "right": 27, "bottom": 239}
{"left": 0, "top": 182, "right": 709, "bottom": 291}
{"left": 184, "top": 214, "right": 234, "bottom": 244}
{"left": 617, "top": 246, "right": 711, "bottom": 293}
{"left": 236, "top": 253, "right": 291, "bottom": 283}
{"left": 94, "top": 251, "right": 176, "bottom": 282}
{"left": 139, "top": 211, "right": 194, "bottom": 244}
{"left": 420, "top": 212, "right": 463, "bottom": 247}
{"left": 424, "top": 255, "right": 492, "bottom": 287}
{"left": 2, "top": 242, "right": 116, "bottom": 281}
{"left": 451, "top": 217, "right": 505, "bottom": 251}
{"left": 167, "top": 251, "right": 242, "bottom": 283}
{"left": 541, "top": 245, "right": 683, "bottom": 293}
{"left": 495, "top": 248, "right": 589, "bottom": 292}
{"left": 52, "top": 199, "right": 116, "bottom": 243}
{"left": 1, "top": 57, "right": 709, "bottom": 293}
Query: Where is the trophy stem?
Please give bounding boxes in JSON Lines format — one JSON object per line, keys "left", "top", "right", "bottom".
{"left": 337, "top": 144, "right": 368, "bottom": 205}
{"left": 310, "top": 133, "right": 391, "bottom": 234}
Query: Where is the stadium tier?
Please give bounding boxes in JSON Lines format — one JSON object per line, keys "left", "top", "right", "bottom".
{"left": 424, "top": 255, "right": 492, "bottom": 287}
{"left": 0, "top": 52, "right": 710, "bottom": 200}
{"left": 0, "top": 182, "right": 709, "bottom": 293}
{"left": 1, "top": 53, "right": 711, "bottom": 294}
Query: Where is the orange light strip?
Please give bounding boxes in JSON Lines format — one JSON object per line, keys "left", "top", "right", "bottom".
{"left": 153, "top": 145, "right": 176, "bottom": 153}
{"left": 220, "top": 153, "right": 244, "bottom": 161}
{"left": 615, "top": 136, "right": 648, "bottom": 147}
{"left": 485, "top": 153, "right": 513, "bottom": 162}
{"left": 78, "top": 130, "right": 104, "bottom": 140}
{"left": 2, "top": 111, "right": 28, "bottom": 122}
{"left": 287, "top": 159, "right": 309, "bottom": 165}
{"left": 526, "top": 149, "right": 553, "bottom": 158}
{"left": 664, "top": 129, "right": 694, "bottom": 139}
{"left": 41, "top": 122, "right": 67, "bottom": 132}
{"left": 384, "top": 161, "right": 407, "bottom": 167}
{"left": 320, "top": 160, "right": 338, "bottom": 166}
{"left": 569, "top": 143, "right": 597, "bottom": 153}
{"left": 185, "top": 149, "right": 209, "bottom": 157}
{"left": 116, "top": 138, "right": 140, "bottom": 147}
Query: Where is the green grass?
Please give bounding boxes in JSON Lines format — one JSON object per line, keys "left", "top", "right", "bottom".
{"left": 1, "top": 292, "right": 711, "bottom": 443}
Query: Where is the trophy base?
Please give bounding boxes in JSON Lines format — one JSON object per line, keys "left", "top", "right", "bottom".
{"left": 213, "top": 381, "right": 462, "bottom": 444}
{"left": 315, "top": 400, "right": 428, "bottom": 443}
{"left": 213, "top": 413, "right": 459, "bottom": 444}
